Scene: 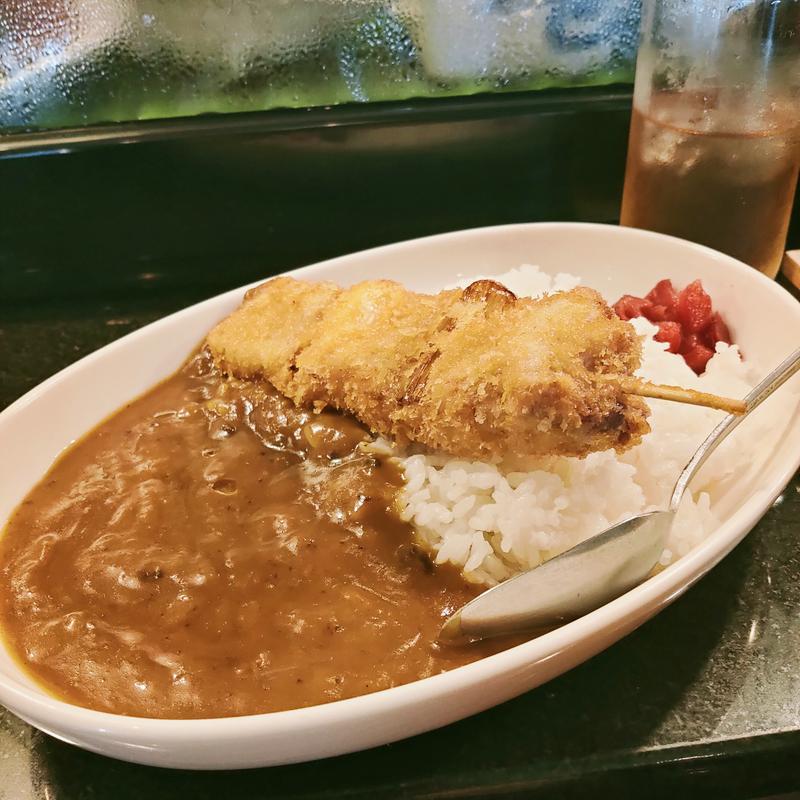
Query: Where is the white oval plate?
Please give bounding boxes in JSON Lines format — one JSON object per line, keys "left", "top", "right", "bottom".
{"left": 1, "top": 223, "right": 799, "bottom": 770}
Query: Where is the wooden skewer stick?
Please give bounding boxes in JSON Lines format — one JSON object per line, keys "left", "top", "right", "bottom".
{"left": 619, "top": 377, "right": 747, "bottom": 415}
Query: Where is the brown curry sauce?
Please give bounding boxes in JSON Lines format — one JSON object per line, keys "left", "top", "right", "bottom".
{"left": 0, "top": 353, "right": 514, "bottom": 719}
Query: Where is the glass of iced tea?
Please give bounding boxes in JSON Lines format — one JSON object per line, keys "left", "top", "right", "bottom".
{"left": 620, "top": 0, "right": 800, "bottom": 278}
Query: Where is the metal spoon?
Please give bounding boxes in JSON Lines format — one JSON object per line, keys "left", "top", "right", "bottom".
{"left": 439, "top": 346, "right": 800, "bottom": 643}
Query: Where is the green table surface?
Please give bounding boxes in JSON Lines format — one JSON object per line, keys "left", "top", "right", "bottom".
{"left": 1, "top": 282, "right": 799, "bottom": 800}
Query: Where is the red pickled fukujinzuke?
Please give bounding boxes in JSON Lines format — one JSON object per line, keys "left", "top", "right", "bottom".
{"left": 614, "top": 279, "right": 733, "bottom": 374}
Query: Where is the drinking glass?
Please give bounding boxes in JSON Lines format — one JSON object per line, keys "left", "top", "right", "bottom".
{"left": 620, "top": 0, "right": 800, "bottom": 278}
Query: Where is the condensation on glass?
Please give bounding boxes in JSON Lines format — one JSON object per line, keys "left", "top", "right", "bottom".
{"left": 0, "top": 0, "right": 641, "bottom": 130}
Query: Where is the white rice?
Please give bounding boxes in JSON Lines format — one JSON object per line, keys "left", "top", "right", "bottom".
{"left": 396, "top": 266, "right": 760, "bottom": 587}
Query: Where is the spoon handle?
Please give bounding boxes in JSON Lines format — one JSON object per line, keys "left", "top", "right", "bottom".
{"left": 669, "top": 347, "right": 800, "bottom": 510}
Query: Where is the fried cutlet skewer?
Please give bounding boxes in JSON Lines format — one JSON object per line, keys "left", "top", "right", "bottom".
{"left": 205, "top": 276, "right": 744, "bottom": 460}
{"left": 616, "top": 378, "right": 745, "bottom": 415}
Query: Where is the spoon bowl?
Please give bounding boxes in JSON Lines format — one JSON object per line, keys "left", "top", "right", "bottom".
{"left": 440, "top": 510, "right": 674, "bottom": 641}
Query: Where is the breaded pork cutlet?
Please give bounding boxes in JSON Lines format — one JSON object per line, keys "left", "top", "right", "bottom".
{"left": 206, "top": 276, "right": 652, "bottom": 459}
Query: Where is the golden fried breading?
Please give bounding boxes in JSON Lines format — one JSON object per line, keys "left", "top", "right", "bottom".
{"left": 206, "top": 277, "right": 650, "bottom": 459}
{"left": 209, "top": 277, "right": 341, "bottom": 394}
